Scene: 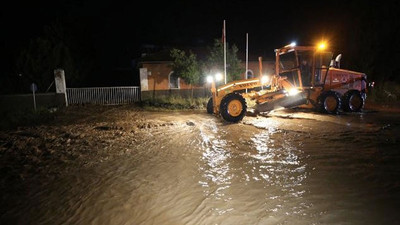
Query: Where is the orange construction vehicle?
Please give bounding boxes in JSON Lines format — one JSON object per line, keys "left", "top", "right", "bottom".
{"left": 207, "top": 42, "right": 368, "bottom": 122}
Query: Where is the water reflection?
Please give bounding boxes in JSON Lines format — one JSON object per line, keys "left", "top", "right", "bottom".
{"left": 197, "top": 119, "right": 310, "bottom": 222}
{"left": 198, "top": 122, "right": 234, "bottom": 216}
{"left": 247, "top": 130, "right": 309, "bottom": 218}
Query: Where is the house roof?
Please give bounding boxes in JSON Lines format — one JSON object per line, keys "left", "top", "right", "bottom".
{"left": 139, "top": 48, "right": 173, "bottom": 62}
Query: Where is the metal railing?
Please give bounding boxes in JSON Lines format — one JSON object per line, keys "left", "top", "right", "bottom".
{"left": 66, "top": 86, "right": 140, "bottom": 105}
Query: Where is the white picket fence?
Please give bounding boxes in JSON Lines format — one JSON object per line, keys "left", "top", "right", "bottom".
{"left": 66, "top": 86, "right": 140, "bottom": 105}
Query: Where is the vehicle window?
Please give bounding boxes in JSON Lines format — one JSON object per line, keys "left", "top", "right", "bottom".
{"left": 315, "top": 52, "right": 332, "bottom": 68}
{"left": 279, "top": 51, "right": 297, "bottom": 71}
{"left": 315, "top": 52, "right": 333, "bottom": 85}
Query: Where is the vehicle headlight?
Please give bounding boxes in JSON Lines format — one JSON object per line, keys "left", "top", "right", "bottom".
{"left": 215, "top": 73, "right": 223, "bottom": 82}
{"left": 288, "top": 88, "right": 300, "bottom": 96}
{"left": 261, "top": 75, "right": 270, "bottom": 84}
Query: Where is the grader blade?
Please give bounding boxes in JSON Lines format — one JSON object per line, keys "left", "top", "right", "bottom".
{"left": 255, "top": 92, "right": 307, "bottom": 113}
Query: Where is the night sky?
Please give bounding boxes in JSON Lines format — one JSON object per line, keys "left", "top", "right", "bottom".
{"left": 2, "top": 0, "right": 400, "bottom": 89}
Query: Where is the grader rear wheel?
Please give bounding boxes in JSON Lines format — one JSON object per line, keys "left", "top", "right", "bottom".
{"left": 318, "top": 91, "right": 342, "bottom": 114}
{"left": 342, "top": 90, "right": 364, "bottom": 112}
{"left": 220, "top": 93, "right": 247, "bottom": 122}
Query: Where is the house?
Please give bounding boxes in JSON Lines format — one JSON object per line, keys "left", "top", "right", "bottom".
{"left": 138, "top": 46, "right": 275, "bottom": 100}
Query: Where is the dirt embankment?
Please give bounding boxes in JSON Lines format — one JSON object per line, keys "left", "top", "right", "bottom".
{"left": 0, "top": 105, "right": 178, "bottom": 192}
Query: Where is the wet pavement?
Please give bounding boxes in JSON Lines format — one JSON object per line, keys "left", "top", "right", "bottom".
{"left": 1, "top": 108, "right": 400, "bottom": 225}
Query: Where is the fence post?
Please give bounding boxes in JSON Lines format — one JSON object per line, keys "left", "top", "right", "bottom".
{"left": 54, "top": 69, "right": 68, "bottom": 107}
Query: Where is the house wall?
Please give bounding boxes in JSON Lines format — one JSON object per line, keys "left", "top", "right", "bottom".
{"left": 141, "top": 62, "right": 205, "bottom": 91}
{"left": 140, "top": 60, "right": 275, "bottom": 89}
{"left": 245, "top": 61, "right": 275, "bottom": 79}
{"left": 139, "top": 60, "right": 275, "bottom": 100}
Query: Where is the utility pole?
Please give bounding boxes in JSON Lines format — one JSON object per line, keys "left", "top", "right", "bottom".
{"left": 246, "top": 33, "right": 249, "bottom": 93}
{"left": 246, "top": 33, "right": 249, "bottom": 79}
{"left": 223, "top": 20, "right": 227, "bottom": 84}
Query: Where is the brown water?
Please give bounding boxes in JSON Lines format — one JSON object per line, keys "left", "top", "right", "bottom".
{"left": 2, "top": 110, "right": 400, "bottom": 225}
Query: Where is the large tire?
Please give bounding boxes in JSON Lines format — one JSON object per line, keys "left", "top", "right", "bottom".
{"left": 342, "top": 90, "right": 364, "bottom": 112}
{"left": 207, "top": 97, "right": 213, "bottom": 114}
{"left": 220, "top": 93, "right": 247, "bottom": 122}
{"left": 318, "top": 91, "right": 342, "bottom": 114}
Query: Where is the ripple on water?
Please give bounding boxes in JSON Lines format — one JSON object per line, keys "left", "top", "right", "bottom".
{"left": 193, "top": 120, "right": 314, "bottom": 224}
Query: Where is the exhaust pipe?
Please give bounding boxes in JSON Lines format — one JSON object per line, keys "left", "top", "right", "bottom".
{"left": 335, "top": 54, "right": 342, "bottom": 68}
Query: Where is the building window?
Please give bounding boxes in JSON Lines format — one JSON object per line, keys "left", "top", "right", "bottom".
{"left": 169, "top": 72, "right": 180, "bottom": 89}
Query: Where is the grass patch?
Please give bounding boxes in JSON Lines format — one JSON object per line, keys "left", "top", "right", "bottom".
{"left": 140, "top": 96, "right": 209, "bottom": 111}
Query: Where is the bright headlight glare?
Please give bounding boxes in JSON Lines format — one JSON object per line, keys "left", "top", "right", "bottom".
{"left": 288, "top": 88, "right": 300, "bottom": 96}
{"left": 318, "top": 42, "right": 326, "bottom": 50}
{"left": 261, "top": 75, "right": 269, "bottom": 84}
{"left": 215, "top": 73, "right": 223, "bottom": 81}
{"left": 206, "top": 76, "right": 214, "bottom": 83}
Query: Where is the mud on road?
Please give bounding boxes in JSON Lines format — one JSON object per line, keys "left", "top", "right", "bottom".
{"left": 1, "top": 105, "right": 400, "bottom": 224}
{"left": 0, "top": 106, "right": 176, "bottom": 183}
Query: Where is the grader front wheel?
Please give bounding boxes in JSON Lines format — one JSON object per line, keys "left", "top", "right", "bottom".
{"left": 220, "top": 93, "right": 247, "bottom": 122}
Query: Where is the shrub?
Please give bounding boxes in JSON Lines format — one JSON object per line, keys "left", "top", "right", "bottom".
{"left": 140, "top": 95, "right": 209, "bottom": 110}
{"left": 368, "top": 81, "right": 400, "bottom": 103}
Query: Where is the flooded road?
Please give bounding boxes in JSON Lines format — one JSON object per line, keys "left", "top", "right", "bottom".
{"left": 2, "top": 109, "right": 400, "bottom": 224}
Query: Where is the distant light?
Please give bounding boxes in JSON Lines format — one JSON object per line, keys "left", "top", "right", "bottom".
{"left": 284, "top": 42, "right": 296, "bottom": 48}
{"left": 369, "top": 81, "right": 375, "bottom": 88}
{"left": 261, "top": 75, "right": 270, "bottom": 84}
{"left": 288, "top": 88, "right": 300, "bottom": 96}
{"left": 206, "top": 75, "right": 214, "bottom": 83}
{"left": 318, "top": 42, "right": 326, "bottom": 50}
{"left": 215, "top": 73, "right": 223, "bottom": 81}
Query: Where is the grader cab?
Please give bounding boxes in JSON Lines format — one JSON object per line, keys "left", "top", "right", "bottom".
{"left": 207, "top": 43, "right": 368, "bottom": 122}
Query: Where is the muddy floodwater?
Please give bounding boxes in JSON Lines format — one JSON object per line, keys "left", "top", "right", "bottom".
{"left": 1, "top": 107, "right": 400, "bottom": 224}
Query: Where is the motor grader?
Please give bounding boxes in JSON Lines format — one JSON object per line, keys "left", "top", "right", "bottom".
{"left": 207, "top": 43, "right": 368, "bottom": 122}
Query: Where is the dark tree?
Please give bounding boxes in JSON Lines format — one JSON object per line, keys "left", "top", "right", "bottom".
{"left": 204, "top": 39, "right": 244, "bottom": 83}
{"left": 170, "top": 48, "right": 202, "bottom": 98}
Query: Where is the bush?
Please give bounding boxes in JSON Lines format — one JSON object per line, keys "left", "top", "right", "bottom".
{"left": 140, "top": 95, "right": 209, "bottom": 110}
{"left": 368, "top": 81, "right": 400, "bottom": 103}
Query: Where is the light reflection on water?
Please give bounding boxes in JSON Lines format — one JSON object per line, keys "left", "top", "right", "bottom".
{"left": 196, "top": 119, "right": 309, "bottom": 223}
